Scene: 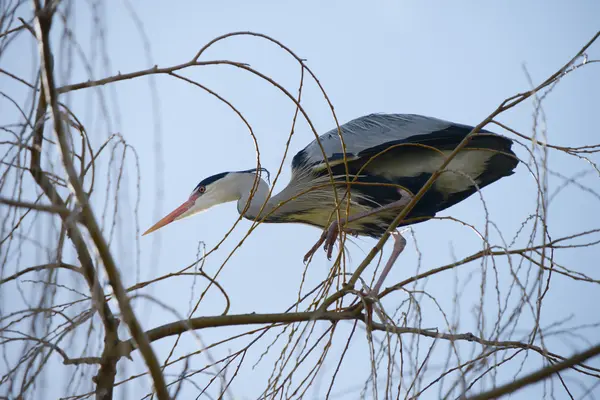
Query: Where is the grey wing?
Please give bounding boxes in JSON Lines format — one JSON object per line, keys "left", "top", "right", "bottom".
{"left": 291, "top": 114, "right": 462, "bottom": 173}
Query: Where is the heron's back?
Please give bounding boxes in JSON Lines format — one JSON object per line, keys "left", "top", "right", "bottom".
{"left": 281, "top": 114, "right": 518, "bottom": 236}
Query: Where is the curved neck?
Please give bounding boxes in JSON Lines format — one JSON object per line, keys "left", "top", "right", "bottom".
{"left": 235, "top": 173, "right": 272, "bottom": 220}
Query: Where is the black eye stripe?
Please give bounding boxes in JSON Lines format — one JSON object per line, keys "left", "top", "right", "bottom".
{"left": 195, "top": 172, "right": 229, "bottom": 192}
{"left": 192, "top": 168, "right": 269, "bottom": 195}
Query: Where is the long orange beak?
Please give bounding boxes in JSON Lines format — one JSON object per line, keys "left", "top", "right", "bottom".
{"left": 142, "top": 195, "right": 197, "bottom": 236}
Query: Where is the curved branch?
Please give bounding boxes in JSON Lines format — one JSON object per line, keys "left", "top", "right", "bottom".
{"left": 32, "top": 3, "right": 169, "bottom": 399}
{"left": 0, "top": 196, "right": 72, "bottom": 217}
{"left": 0, "top": 263, "right": 81, "bottom": 285}
{"left": 116, "top": 310, "right": 599, "bottom": 380}
{"left": 466, "top": 343, "right": 600, "bottom": 400}
{"left": 56, "top": 60, "right": 247, "bottom": 94}
{"left": 117, "top": 310, "right": 359, "bottom": 356}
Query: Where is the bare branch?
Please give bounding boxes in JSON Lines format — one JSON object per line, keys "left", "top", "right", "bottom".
{"left": 467, "top": 343, "right": 600, "bottom": 400}
{"left": 0, "top": 263, "right": 81, "bottom": 285}
{"left": 0, "top": 196, "right": 73, "bottom": 217}
{"left": 31, "top": 2, "right": 169, "bottom": 399}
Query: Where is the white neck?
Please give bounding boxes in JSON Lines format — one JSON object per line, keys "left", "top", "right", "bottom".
{"left": 234, "top": 173, "right": 272, "bottom": 220}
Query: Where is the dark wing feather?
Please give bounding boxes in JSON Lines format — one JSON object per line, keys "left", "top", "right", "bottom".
{"left": 289, "top": 113, "right": 518, "bottom": 237}
{"left": 291, "top": 114, "right": 472, "bottom": 172}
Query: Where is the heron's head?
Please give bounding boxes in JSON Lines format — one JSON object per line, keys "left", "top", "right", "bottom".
{"left": 142, "top": 168, "right": 269, "bottom": 235}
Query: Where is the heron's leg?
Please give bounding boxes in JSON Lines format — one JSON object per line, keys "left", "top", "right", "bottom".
{"left": 357, "top": 231, "right": 406, "bottom": 326}
{"left": 370, "top": 230, "right": 406, "bottom": 295}
{"left": 303, "top": 190, "right": 413, "bottom": 262}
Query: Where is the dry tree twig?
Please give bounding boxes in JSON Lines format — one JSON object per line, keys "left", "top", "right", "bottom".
{"left": 31, "top": 2, "right": 169, "bottom": 398}
{"left": 1, "top": 1, "right": 599, "bottom": 398}
{"left": 467, "top": 342, "right": 600, "bottom": 400}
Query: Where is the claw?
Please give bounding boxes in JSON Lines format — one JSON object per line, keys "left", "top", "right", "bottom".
{"left": 304, "top": 221, "right": 340, "bottom": 262}
{"left": 303, "top": 230, "right": 328, "bottom": 263}
{"left": 323, "top": 221, "right": 339, "bottom": 259}
{"left": 305, "top": 220, "right": 357, "bottom": 262}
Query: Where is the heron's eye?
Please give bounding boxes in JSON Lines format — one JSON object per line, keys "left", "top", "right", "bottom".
{"left": 198, "top": 185, "right": 206, "bottom": 194}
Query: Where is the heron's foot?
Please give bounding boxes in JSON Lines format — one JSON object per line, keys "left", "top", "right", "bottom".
{"left": 303, "top": 221, "right": 341, "bottom": 262}
{"left": 322, "top": 220, "right": 340, "bottom": 260}
{"left": 304, "top": 222, "right": 356, "bottom": 263}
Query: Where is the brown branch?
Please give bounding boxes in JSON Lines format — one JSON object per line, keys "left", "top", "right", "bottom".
{"left": 0, "top": 20, "right": 27, "bottom": 39}
{"left": 32, "top": 3, "right": 169, "bottom": 399}
{"left": 466, "top": 343, "right": 600, "bottom": 400}
{"left": 56, "top": 60, "right": 248, "bottom": 94}
{"left": 1, "top": 337, "right": 102, "bottom": 365}
{"left": 64, "top": 357, "right": 104, "bottom": 366}
{"left": 126, "top": 271, "right": 231, "bottom": 315}
{"left": 0, "top": 68, "right": 38, "bottom": 89}
{"left": 0, "top": 262, "right": 81, "bottom": 285}
{"left": 117, "top": 311, "right": 359, "bottom": 356}
{"left": 116, "top": 309, "right": 597, "bottom": 380}
{"left": 367, "top": 321, "right": 599, "bottom": 376}
{"left": 492, "top": 120, "right": 600, "bottom": 153}
{"left": 0, "top": 196, "right": 73, "bottom": 217}
{"left": 27, "top": 3, "right": 121, "bottom": 400}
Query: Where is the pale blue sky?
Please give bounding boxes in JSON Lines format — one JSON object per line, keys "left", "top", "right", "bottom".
{"left": 2, "top": 0, "right": 600, "bottom": 398}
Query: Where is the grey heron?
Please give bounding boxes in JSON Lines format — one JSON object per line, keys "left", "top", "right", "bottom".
{"left": 143, "top": 113, "right": 518, "bottom": 293}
